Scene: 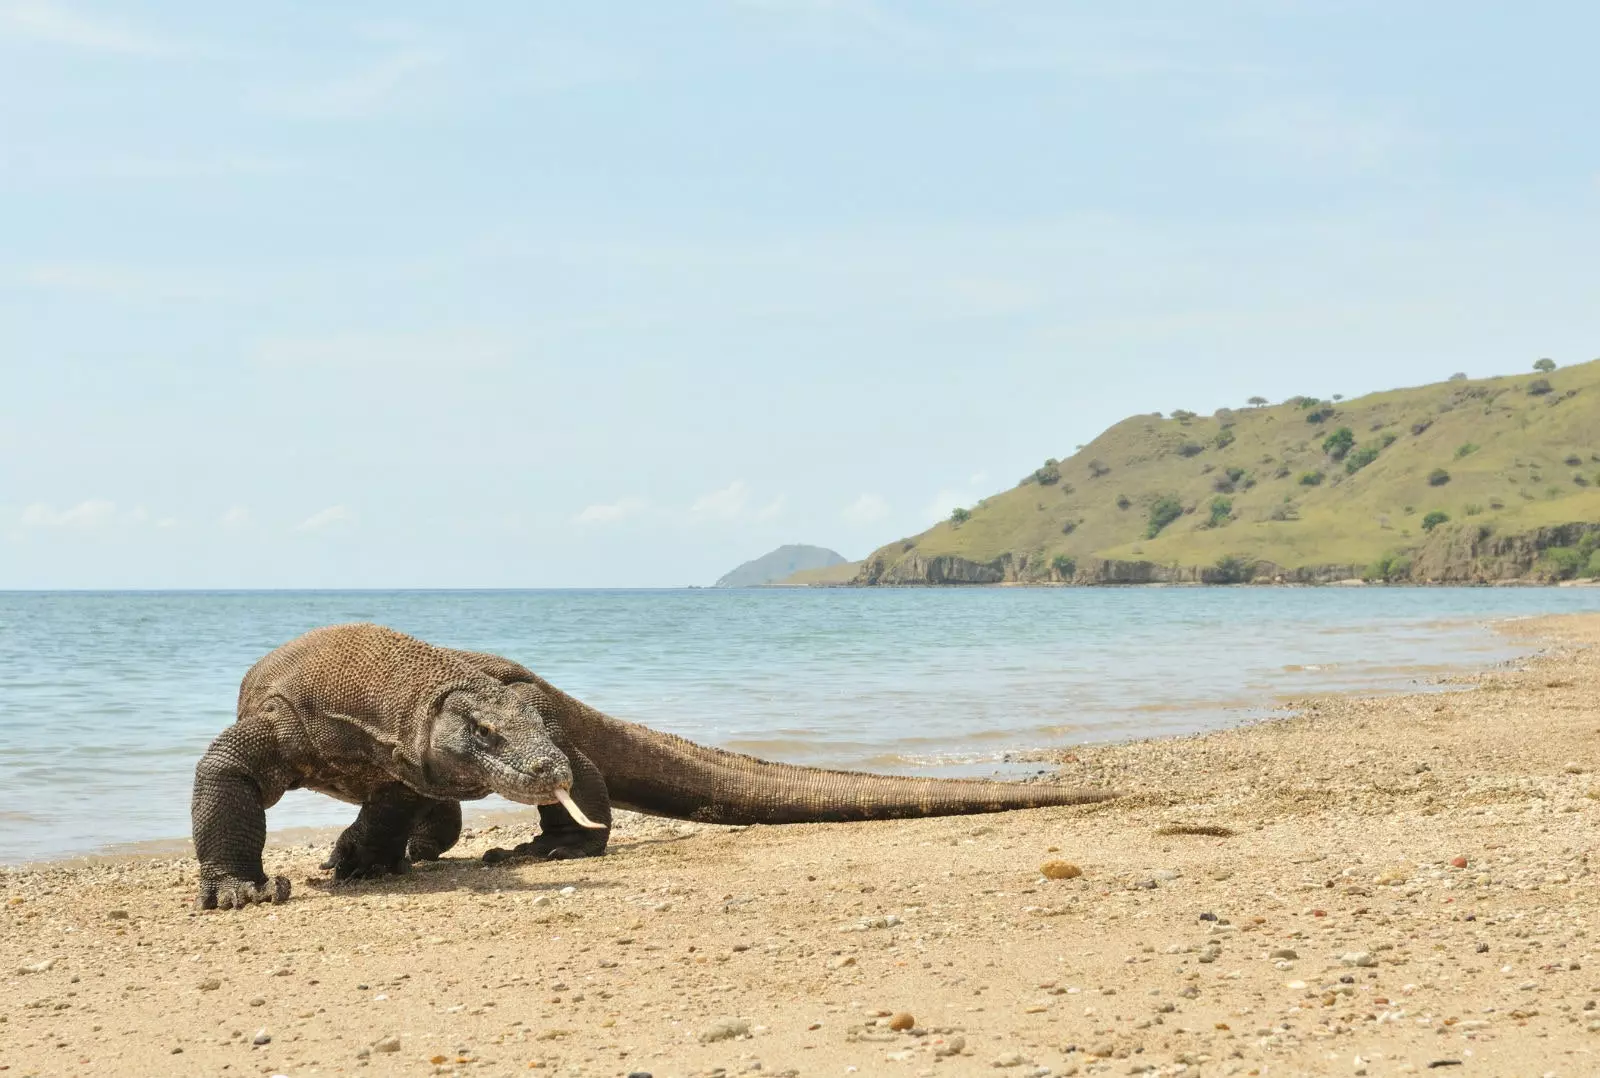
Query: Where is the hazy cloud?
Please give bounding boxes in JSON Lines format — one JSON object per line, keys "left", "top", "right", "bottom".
{"left": 573, "top": 498, "right": 646, "bottom": 525}
{"left": 1214, "top": 99, "right": 1414, "bottom": 172}
{"left": 841, "top": 492, "right": 888, "bottom": 524}
{"left": 17, "top": 263, "right": 228, "bottom": 302}
{"left": 254, "top": 48, "right": 444, "bottom": 119}
{"left": 0, "top": 1, "right": 181, "bottom": 56}
{"left": 20, "top": 499, "right": 117, "bottom": 530}
{"left": 218, "top": 505, "right": 251, "bottom": 531}
{"left": 293, "top": 505, "right": 356, "bottom": 533}
{"left": 251, "top": 330, "right": 513, "bottom": 372}
{"left": 688, "top": 480, "right": 751, "bottom": 522}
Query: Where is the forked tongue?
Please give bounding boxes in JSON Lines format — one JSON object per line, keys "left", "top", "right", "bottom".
{"left": 554, "top": 787, "right": 605, "bottom": 829}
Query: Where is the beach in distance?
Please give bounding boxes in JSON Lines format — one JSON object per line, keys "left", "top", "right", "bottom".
{"left": 3, "top": 602, "right": 1600, "bottom": 1076}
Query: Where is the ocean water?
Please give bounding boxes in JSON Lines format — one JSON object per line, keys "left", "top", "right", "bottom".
{"left": 3, "top": 587, "right": 1599, "bottom": 864}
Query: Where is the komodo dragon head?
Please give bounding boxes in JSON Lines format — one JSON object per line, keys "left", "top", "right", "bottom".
{"left": 423, "top": 685, "right": 603, "bottom": 829}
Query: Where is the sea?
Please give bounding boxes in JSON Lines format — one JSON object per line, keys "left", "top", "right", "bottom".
{"left": 4, "top": 586, "right": 1600, "bottom": 865}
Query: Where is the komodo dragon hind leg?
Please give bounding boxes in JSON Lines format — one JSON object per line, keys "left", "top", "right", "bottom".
{"left": 484, "top": 746, "right": 611, "bottom": 863}
{"left": 320, "top": 784, "right": 431, "bottom": 880}
{"left": 407, "top": 799, "right": 462, "bottom": 861}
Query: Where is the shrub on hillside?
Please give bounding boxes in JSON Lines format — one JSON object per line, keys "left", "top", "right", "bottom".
{"left": 1146, "top": 495, "right": 1184, "bottom": 538}
{"left": 1366, "top": 553, "right": 1413, "bottom": 582}
{"left": 1208, "top": 496, "right": 1233, "bottom": 528}
{"left": 1087, "top": 458, "right": 1111, "bottom": 478}
{"left": 1421, "top": 510, "right": 1450, "bottom": 532}
{"left": 1455, "top": 443, "right": 1477, "bottom": 459}
{"left": 1213, "top": 427, "right": 1236, "bottom": 450}
{"left": 1448, "top": 372, "right": 1467, "bottom": 381}
{"left": 1564, "top": 454, "right": 1584, "bottom": 467}
{"left": 1588, "top": 550, "right": 1600, "bottom": 579}
{"left": 1380, "top": 432, "right": 1398, "bottom": 447}
{"left": 1116, "top": 494, "right": 1131, "bottom": 510}
{"left": 1177, "top": 441, "right": 1204, "bottom": 457}
{"left": 1212, "top": 555, "right": 1253, "bottom": 584}
{"left": 1050, "top": 554, "right": 1076, "bottom": 579}
{"left": 1305, "top": 406, "right": 1336, "bottom": 424}
{"left": 1171, "top": 409, "right": 1197, "bottom": 422}
{"left": 1539, "top": 547, "right": 1585, "bottom": 579}
{"left": 1528, "top": 378, "right": 1553, "bottom": 396}
{"left": 1061, "top": 520, "right": 1078, "bottom": 535}
{"left": 1321, "top": 427, "right": 1355, "bottom": 460}
{"left": 1299, "top": 470, "right": 1325, "bottom": 486}
{"left": 1428, "top": 468, "right": 1451, "bottom": 486}
{"left": 1411, "top": 419, "right": 1433, "bottom": 436}
{"left": 1345, "top": 445, "right": 1380, "bottom": 474}
{"left": 950, "top": 507, "right": 971, "bottom": 525}
{"left": 1033, "top": 460, "right": 1061, "bottom": 485}
{"left": 1247, "top": 396, "right": 1268, "bottom": 407}
{"left": 1214, "top": 408, "right": 1236, "bottom": 425}
{"left": 1534, "top": 358, "right": 1556, "bottom": 373}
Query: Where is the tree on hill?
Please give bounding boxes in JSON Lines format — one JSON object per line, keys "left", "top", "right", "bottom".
{"left": 950, "top": 507, "right": 971, "bottom": 525}
{"left": 1321, "top": 427, "right": 1355, "bottom": 461}
{"left": 1449, "top": 372, "right": 1468, "bottom": 381}
{"left": 1534, "top": 358, "right": 1557, "bottom": 373}
{"left": 1247, "top": 396, "right": 1268, "bottom": 407}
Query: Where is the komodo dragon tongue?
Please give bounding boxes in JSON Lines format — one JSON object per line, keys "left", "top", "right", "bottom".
{"left": 553, "top": 787, "right": 605, "bottom": 829}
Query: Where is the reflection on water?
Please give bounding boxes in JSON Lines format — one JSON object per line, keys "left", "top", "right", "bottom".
{"left": 2, "top": 586, "right": 1598, "bottom": 863}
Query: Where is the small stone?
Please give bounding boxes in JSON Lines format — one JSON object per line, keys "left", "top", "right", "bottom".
{"left": 249, "top": 996, "right": 265, "bottom": 1007}
{"left": 934, "top": 1036, "right": 966, "bottom": 1058}
{"left": 627, "top": 1073, "right": 654, "bottom": 1078}
{"left": 1476, "top": 942, "right": 1489, "bottom": 953}
{"left": 559, "top": 886, "right": 577, "bottom": 896}
{"left": 198, "top": 978, "right": 221, "bottom": 991}
{"left": 889, "top": 1012, "right": 915, "bottom": 1031}
{"left": 1270, "top": 948, "right": 1299, "bottom": 960}
{"left": 17, "top": 958, "right": 56, "bottom": 975}
{"left": 1198, "top": 912, "right": 1217, "bottom": 922}
{"left": 698, "top": 1018, "right": 751, "bottom": 1043}
{"left": 106, "top": 909, "right": 129, "bottom": 920}
{"left": 252, "top": 1029, "right": 271, "bottom": 1045}
{"left": 374, "top": 1035, "right": 401, "bottom": 1053}
{"left": 1041, "top": 861, "right": 1082, "bottom": 880}
{"left": 1449, "top": 856, "right": 1468, "bottom": 869}
{"left": 992, "top": 1051, "right": 1025, "bottom": 1067}
{"left": 828, "top": 956, "right": 857, "bottom": 970}
{"left": 1341, "top": 951, "right": 1378, "bottom": 968}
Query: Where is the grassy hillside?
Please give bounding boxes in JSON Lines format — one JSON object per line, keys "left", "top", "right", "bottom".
{"left": 773, "top": 560, "right": 862, "bottom": 586}
{"left": 859, "top": 359, "right": 1600, "bottom": 584}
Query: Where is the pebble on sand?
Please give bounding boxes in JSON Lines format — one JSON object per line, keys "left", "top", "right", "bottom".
{"left": 373, "top": 1034, "right": 401, "bottom": 1053}
{"left": 1040, "top": 861, "right": 1082, "bottom": 880}
{"left": 1449, "top": 856, "right": 1468, "bottom": 869}
{"left": 698, "top": 1018, "right": 751, "bottom": 1043}
{"left": 888, "top": 1012, "right": 915, "bottom": 1031}
{"left": 252, "top": 1029, "right": 271, "bottom": 1045}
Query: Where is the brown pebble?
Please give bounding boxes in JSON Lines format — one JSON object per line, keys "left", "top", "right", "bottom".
{"left": 1041, "top": 860, "right": 1083, "bottom": 880}
{"left": 1450, "top": 856, "right": 1468, "bottom": 869}
{"left": 889, "top": 1012, "right": 915, "bottom": 1031}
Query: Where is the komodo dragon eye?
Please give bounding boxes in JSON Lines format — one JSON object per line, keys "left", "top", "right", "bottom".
{"left": 469, "top": 718, "right": 501, "bottom": 750}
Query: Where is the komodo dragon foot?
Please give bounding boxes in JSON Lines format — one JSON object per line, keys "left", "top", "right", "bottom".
{"left": 197, "top": 874, "right": 291, "bottom": 911}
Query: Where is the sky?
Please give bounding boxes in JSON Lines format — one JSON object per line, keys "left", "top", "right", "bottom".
{"left": 2, "top": 1, "right": 1597, "bottom": 588}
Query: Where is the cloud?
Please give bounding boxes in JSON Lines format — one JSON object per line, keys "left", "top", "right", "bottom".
{"left": 16, "top": 263, "right": 228, "bottom": 302}
{"left": 754, "top": 495, "right": 786, "bottom": 522}
{"left": 1214, "top": 100, "right": 1414, "bottom": 172}
{"left": 218, "top": 506, "right": 251, "bottom": 531}
{"left": 293, "top": 505, "right": 356, "bottom": 533}
{"left": 254, "top": 49, "right": 444, "bottom": 120}
{"left": 688, "top": 480, "right": 751, "bottom": 522}
{"left": 842, "top": 493, "right": 888, "bottom": 524}
{"left": 251, "top": 330, "right": 512, "bottom": 372}
{"left": 0, "top": 1, "right": 181, "bottom": 56}
{"left": 573, "top": 498, "right": 646, "bottom": 525}
{"left": 20, "top": 498, "right": 117, "bottom": 529}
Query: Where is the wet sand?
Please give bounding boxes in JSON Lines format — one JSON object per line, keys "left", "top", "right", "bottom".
{"left": 4, "top": 614, "right": 1600, "bottom": 1078}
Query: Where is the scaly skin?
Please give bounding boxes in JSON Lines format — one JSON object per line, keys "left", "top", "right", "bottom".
{"left": 192, "top": 624, "right": 1119, "bottom": 906}
{"left": 189, "top": 624, "right": 576, "bottom": 910}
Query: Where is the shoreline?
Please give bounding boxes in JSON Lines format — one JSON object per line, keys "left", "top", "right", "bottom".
{"left": 3, "top": 614, "right": 1534, "bottom": 871}
{"left": 5, "top": 614, "right": 1600, "bottom": 1076}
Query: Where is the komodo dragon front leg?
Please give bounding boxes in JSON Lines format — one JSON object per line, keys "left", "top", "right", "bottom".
{"left": 191, "top": 717, "right": 296, "bottom": 910}
{"left": 319, "top": 785, "right": 462, "bottom": 879}
{"left": 483, "top": 740, "right": 611, "bottom": 863}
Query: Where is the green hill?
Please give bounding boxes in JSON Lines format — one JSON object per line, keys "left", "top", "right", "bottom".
{"left": 857, "top": 360, "right": 1600, "bottom": 585}
{"left": 772, "top": 560, "right": 862, "bottom": 586}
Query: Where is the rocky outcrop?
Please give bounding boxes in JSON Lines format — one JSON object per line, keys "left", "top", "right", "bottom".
{"left": 1409, "top": 522, "right": 1600, "bottom": 583}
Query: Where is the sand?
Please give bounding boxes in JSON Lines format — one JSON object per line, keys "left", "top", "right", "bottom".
{"left": 4, "top": 614, "right": 1600, "bottom": 1078}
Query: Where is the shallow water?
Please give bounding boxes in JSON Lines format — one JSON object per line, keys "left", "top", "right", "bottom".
{"left": 3, "top": 587, "right": 1597, "bottom": 863}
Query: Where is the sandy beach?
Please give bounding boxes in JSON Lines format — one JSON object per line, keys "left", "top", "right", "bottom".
{"left": 4, "top": 614, "right": 1599, "bottom": 1078}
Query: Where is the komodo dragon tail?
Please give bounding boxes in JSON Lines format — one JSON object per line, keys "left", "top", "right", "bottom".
{"left": 562, "top": 699, "right": 1117, "bottom": 824}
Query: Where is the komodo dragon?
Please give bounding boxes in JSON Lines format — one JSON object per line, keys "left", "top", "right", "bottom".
{"left": 191, "top": 622, "right": 1116, "bottom": 910}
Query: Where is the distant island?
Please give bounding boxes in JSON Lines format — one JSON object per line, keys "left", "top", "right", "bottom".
{"left": 714, "top": 544, "right": 853, "bottom": 587}
{"left": 855, "top": 359, "right": 1600, "bottom": 586}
